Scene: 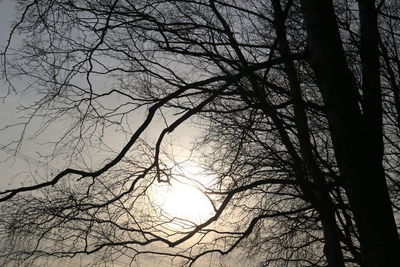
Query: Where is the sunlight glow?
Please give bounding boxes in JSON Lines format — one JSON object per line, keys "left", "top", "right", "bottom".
{"left": 153, "top": 162, "right": 215, "bottom": 226}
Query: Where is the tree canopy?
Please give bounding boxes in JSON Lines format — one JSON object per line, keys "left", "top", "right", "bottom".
{"left": 1, "top": 0, "right": 400, "bottom": 266}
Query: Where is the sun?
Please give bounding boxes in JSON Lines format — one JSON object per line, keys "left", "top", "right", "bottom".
{"left": 152, "top": 162, "right": 215, "bottom": 225}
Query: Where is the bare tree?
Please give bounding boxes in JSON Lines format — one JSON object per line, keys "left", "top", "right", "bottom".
{"left": 0, "top": 0, "right": 399, "bottom": 266}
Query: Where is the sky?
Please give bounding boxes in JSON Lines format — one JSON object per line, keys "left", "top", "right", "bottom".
{"left": 0, "top": 0, "right": 71, "bottom": 186}
{"left": 0, "top": 0, "right": 30, "bottom": 185}
{"left": 0, "top": 2, "right": 263, "bottom": 266}
{"left": 0, "top": 0, "right": 199, "bottom": 186}
{"left": 0, "top": 3, "right": 181, "bottom": 266}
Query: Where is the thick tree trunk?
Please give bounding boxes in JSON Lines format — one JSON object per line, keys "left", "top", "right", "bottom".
{"left": 380, "top": 40, "right": 400, "bottom": 130}
{"left": 271, "top": 1, "right": 345, "bottom": 266}
{"left": 299, "top": 0, "right": 400, "bottom": 266}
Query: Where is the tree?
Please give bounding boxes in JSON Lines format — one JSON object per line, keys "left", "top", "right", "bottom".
{"left": 0, "top": 0, "right": 399, "bottom": 266}
{"left": 300, "top": 0, "right": 400, "bottom": 266}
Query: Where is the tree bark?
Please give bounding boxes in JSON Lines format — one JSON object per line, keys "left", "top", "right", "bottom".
{"left": 271, "top": 0, "right": 345, "bottom": 266}
{"left": 299, "top": 0, "right": 400, "bottom": 266}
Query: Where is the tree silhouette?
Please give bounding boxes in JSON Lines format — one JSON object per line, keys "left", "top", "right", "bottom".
{"left": 0, "top": 0, "right": 399, "bottom": 266}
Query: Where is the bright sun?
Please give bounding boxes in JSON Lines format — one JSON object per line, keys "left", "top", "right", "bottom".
{"left": 152, "top": 162, "right": 215, "bottom": 225}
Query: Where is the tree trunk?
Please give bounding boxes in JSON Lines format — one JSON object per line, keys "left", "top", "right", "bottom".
{"left": 299, "top": 0, "right": 400, "bottom": 266}
{"left": 271, "top": 0, "right": 345, "bottom": 265}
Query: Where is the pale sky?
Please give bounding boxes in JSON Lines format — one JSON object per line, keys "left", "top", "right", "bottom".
{"left": 0, "top": 2, "right": 262, "bottom": 266}
{"left": 0, "top": 0, "right": 30, "bottom": 186}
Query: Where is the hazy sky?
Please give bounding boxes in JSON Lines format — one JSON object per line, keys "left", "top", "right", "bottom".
{"left": 0, "top": 0, "right": 29, "bottom": 186}
{"left": 0, "top": 1, "right": 14, "bottom": 40}
{"left": 0, "top": 2, "right": 260, "bottom": 266}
